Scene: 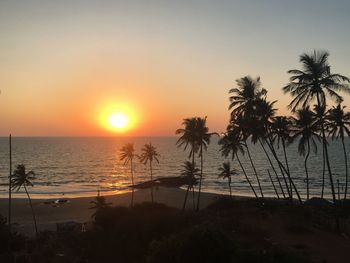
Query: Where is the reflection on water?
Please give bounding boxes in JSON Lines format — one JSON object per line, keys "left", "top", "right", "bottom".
{"left": 0, "top": 137, "right": 348, "bottom": 199}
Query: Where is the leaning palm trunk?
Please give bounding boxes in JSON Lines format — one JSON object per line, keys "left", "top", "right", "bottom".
{"left": 149, "top": 162, "right": 154, "bottom": 203}
{"left": 259, "top": 139, "right": 286, "bottom": 198}
{"left": 130, "top": 159, "right": 134, "bottom": 207}
{"left": 342, "top": 137, "right": 348, "bottom": 199}
{"left": 236, "top": 155, "right": 258, "bottom": 198}
{"left": 321, "top": 144, "right": 326, "bottom": 199}
{"left": 24, "top": 185, "right": 38, "bottom": 236}
{"left": 265, "top": 138, "right": 302, "bottom": 204}
{"left": 282, "top": 139, "right": 292, "bottom": 198}
{"left": 245, "top": 143, "right": 264, "bottom": 198}
{"left": 182, "top": 184, "right": 191, "bottom": 210}
{"left": 196, "top": 144, "right": 204, "bottom": 211}
{"left": 267, "top": 169, "right": 280, "bottom": 199}
{"left": 228, "top": 177, "right": 232, "bottom": 197}
{"left": 316, "top": 94, "right": 337, "bottom": 203}
{"left": 305, "top": 139, "right": 311, "bottom": 201}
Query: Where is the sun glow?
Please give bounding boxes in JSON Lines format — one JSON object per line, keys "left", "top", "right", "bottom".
{"left": 98, "top": 102, "right": 138, "bottom": 133}
{"left": 109, "top": 113, "right": 128, "bottom": 129}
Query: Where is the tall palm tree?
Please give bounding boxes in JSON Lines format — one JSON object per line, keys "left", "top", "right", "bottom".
{"left": 139, "top": 143, "right": 160, "bottom": 203}
{"left": 218, "top": 131, "right": 258, "bottom": 198}
{"left": 218, "top": 162, "right": 237, "bottom": 197}
{"left": 180, "top": 161, "right": 200, "bottom": 210}
{"left": 11, "top": 164, "right": 37, "bottom": 236}
{"left": 326, "top": 104, "right": 350, "bottom": 199}
{"left": 283, "top": 50, "right": 350, "bottom": 203}
{"left": 291, "top": 107, "right": 321, "bottom": 200}
{"left": 271, "top": 116, "right": 294, "bottom": 197}
{"left": 176, "top": 117, "right": 199, "bottom": 209}
{"left": 120, "top": 143, "right": 136, "bottom": 207}
{"left": 195, "top": 117, "right": 217, "bottom": 211}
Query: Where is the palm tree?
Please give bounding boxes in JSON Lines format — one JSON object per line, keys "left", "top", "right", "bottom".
{"left": 120, "top": 143, "right": 136, "bottom": 207}
{"left": 195, "top": 117, "right": 217, "bottom": 211}
{"left": 176, "top": 117, "right": 199, "bottom": 163}
{"left": 270, "top": 116, "right": 294, "bottom": 198}
{"left": 218, "top": 131, "right": 258, "bottom": 198}
{"left": 283, "top": 50, "right": 350, "bottom": 203}
{"left": 176, "top": 117, "right": 200, "bottom": 209}
{"left": 89, "top": 191, "right": 112, "bottom": 219}
{"left": 218, "top": 162, "right": 237, "bottom": 197}
{"left": 11, "top": 164, "right": 37, "bottom": 236}
{"left": 139, "top": 143, "right": 160, "bottom": 203}
{"left": 291, "top": 107, "right": 321, "bottom": 200}
{"left": 229, "top": 76, "right": 267, "bottom": 117}
{"left": 326, "top": 104, "right": 350, "bottom": 199}
{"left": 180, "top": 161, "right": 200, "bottom": 210}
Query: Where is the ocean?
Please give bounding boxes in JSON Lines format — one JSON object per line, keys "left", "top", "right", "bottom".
{"left": 0, "top": 136, "right": 348, "bottom": 199}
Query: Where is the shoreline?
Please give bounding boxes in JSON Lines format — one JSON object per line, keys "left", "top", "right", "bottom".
{"left": 0, "top": 187, "right": 230, "bottom": 236}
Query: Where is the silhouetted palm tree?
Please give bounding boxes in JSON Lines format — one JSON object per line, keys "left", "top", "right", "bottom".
{"left": 195, "top": 117, "right": 217, "bottom": 211}
{"left": 89, "top": 191, "right": 112, "bottom": 219}
{"left": 292, "top": 107, "right": 321, "bottom": 200}
{"left": 11, "top": 164, "right": 37, "bottom": 235}
{"left": 120, "top": 143, "right": 136, "bottom": 207}
{"left": 284, "top": 50, "right": 350, "bottom": 203}
{"left": 181, "top": 161, "right": 200, "bottom": 210}
{"left": 218, "top": 162, "right": 237, "bottom": 197}
{"left": 326, "top": 104, "right": 350, "bottom": 199}
{"left": 218, "top": 131, "right": 258, "bottom": 198}
{"left": 229, "top": 76, "right": 266, "bottom": 117}
{"left": 139, "top": 143, "right": 160, "bottom": 203}
{"left": 176, "top": 117, "right": 199, "bottom": 163}
{"left": 271, "top": 116, "right": 293, "bottom": 197}
{"left": 176, "top": 117, "right": 200, "bottom": 209}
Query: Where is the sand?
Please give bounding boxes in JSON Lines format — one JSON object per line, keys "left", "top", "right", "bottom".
{"left": 0, "top": 187, "right": 222, "bottom": 236}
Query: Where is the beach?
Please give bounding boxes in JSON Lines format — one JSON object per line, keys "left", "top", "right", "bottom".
{"left": 0, "top": 187, "right": 221, "bottom": 236}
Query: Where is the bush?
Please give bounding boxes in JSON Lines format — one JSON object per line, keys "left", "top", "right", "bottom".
{"left": 147, "top": 224, "right": 234, "bottom": 263}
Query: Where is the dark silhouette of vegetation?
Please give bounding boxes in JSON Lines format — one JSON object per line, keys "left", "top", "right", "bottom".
{"left": 218, "top": 162, "right": 237, "bottom": 197}
{"left": 326, "top": 104, "right": 350, "bottom": 199}
{"left": 218, "top": 131, "right": 258, "bottom": 198}
{"left": 89, "top": 191, "right": 112, "bottom": 219}
{"left": 284, "top": 50, "right": 350, "bottom": 203}
{"left": 180, "top": 161, "right": 199, "bottom": 210}
{"left": 11, "top": 164, "right": 38, "bottom": 236}
{"left": 120, "top": 143, "right": 136, "bottom": 207}
{"left": 139, "top": 143, "right": 160, "bottom": 203}
{"left": 291, "top": 107, "right": 321, "bottom": 200}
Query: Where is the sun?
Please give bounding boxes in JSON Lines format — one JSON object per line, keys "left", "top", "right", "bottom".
{"left": 97, "top": 102, "right": 138, "bottom": 133}
{"left": 109, "top": 113, "right": 128, "bottom": 129}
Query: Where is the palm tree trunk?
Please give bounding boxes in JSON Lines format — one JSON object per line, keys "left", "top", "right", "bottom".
{"left": 321, "top": 143, "right": 326, "bottom": 199}
{"left": 305, "top": 139, "right": 311, "bottom": 201}
{"left": 196, "top": 144, "right": 203, "bottom": 211}
{"left": 342, "top": 137, "right": 348, "bottom": 200}
{"left": 265, "top": 139, "right": 302, "bottom": 204}
{"left": 182, "top": 184, "right": 190, "bottom": 211}
{"left": 8, "top": 134, "right": 12, "bottom": 232}
{"left": 267, "top": 169, "right": 279, "bottom": 199}
{"left": 150, "top": 161, "right": 154, "bottom": 203}
{"left": 245, "top": 143, "right": 264, "bottom": 198}
{"left": 191, "top": 150, "right": 195, "bottom": 210}
{"left": 131, "top": 159, "right": 134, "bottom": 207}
{"left": 24, "top": 185, "right": 38, "bottom": 236}
{"left": 236, "top": 155, "right": 258, "bottom": 198}
{"left": 316, "top": 94, "right": 336, "bottom": 204}
{"left": 282, "top": 139, "right": 292, "bottom": 199}
{"left": 259, "top": 139, "right": 286, "bottom": 198}
{"left": 228, "top": 178, "right": 232, "bottom": 198}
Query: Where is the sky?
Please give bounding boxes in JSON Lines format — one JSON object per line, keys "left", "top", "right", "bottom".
{"left": 1, "top": 0, "right": 350, "bottom": 136}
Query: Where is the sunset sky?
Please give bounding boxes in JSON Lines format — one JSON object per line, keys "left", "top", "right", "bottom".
{"left": 1, "top": 0, "right": 350, "bottom": 136}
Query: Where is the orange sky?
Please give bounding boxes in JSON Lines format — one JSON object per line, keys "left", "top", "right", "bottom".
{"left": 1, "top": 1, "right": 349, "bottom": 136}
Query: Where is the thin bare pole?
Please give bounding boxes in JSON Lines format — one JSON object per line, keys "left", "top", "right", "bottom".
{"left": 8, "top": 134, "right": 12, "bottom": 231}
